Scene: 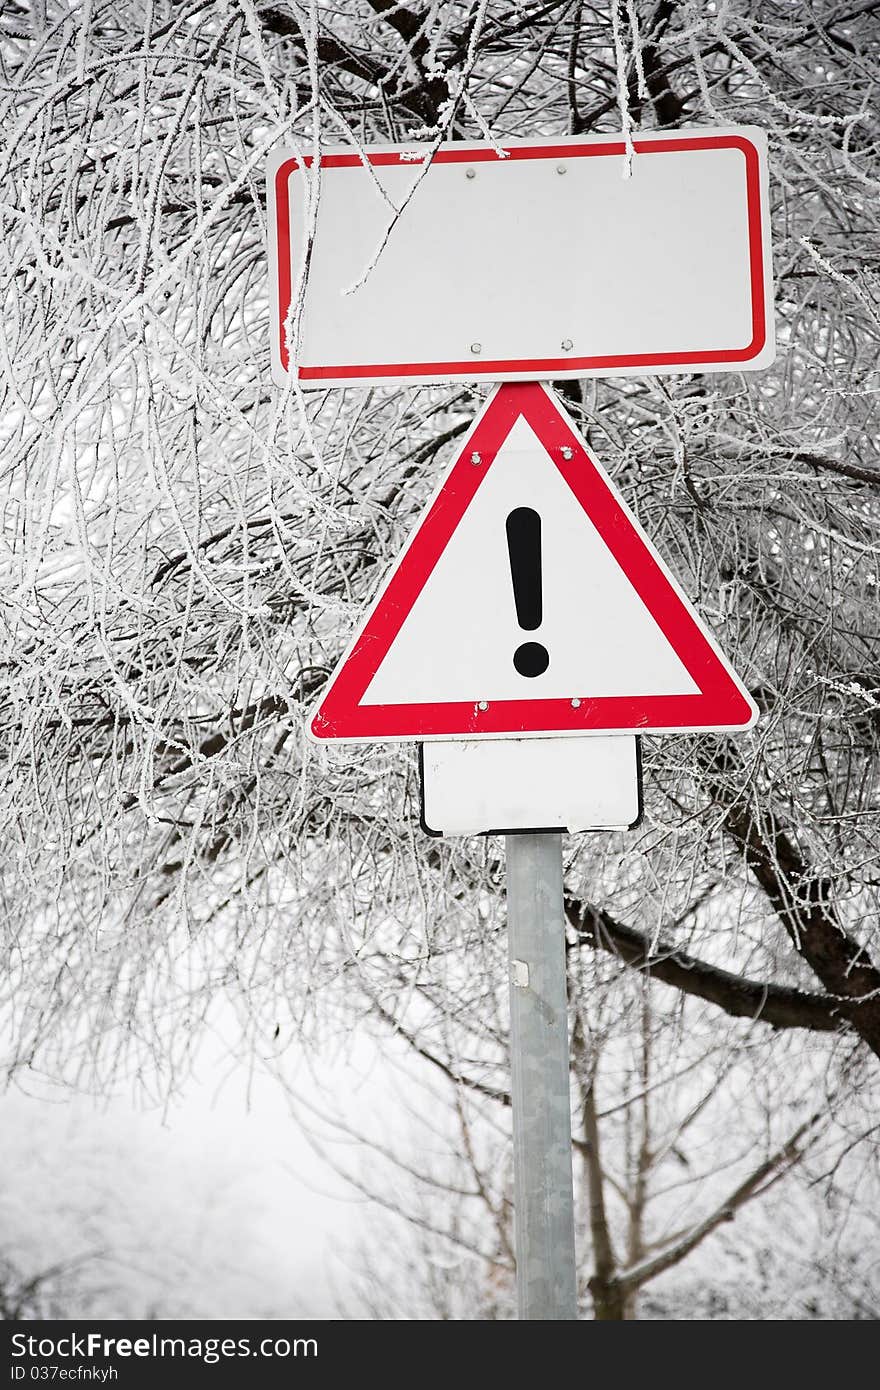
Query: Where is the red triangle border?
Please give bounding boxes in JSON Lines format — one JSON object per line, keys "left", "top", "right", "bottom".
{"left": 310, "top": 384, "right": 756, "bottom": 741}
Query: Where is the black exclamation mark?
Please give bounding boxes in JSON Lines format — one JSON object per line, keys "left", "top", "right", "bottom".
{"left": 506, "top": 507, "right": 550, "bottom": 677}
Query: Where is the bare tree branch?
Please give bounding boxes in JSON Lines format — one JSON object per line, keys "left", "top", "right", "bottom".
{"left": 618, "top": 1111, "right": 825, "bottom": 1293}
{"left": 565, "top": 897, "right": 842, "bottom": 1034}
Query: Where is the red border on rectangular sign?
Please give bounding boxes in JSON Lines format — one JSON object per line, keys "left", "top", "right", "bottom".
{"left": 274, "top": 135, "right": 767, "bottom": 383}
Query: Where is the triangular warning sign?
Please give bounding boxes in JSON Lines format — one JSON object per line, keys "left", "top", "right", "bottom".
{"left": 309, "top": 383, "right": 757, "bottom": 742}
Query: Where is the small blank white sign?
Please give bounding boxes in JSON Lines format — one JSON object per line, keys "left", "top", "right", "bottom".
{"left": 268, "top": 129, "right": 774, "bottom": 388}
{"left": 420, "top": 736, "right": 640, "bottom": 836}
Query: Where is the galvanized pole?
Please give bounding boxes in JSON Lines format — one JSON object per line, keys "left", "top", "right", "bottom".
{"left": 506, "top": 831, "right": 578, "bottom": 1319}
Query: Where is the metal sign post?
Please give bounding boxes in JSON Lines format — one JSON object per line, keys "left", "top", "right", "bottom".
{"left": 506, "top": 831, "right": 578, "bottom": 1320}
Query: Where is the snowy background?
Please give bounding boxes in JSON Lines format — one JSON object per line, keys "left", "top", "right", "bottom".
{"left": 2, "top": 0, "right": 879, "bottom": 1321}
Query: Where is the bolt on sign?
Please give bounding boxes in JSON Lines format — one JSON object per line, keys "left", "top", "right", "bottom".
{"left": 268, "top": 129, "right": 774, "bottom": 389}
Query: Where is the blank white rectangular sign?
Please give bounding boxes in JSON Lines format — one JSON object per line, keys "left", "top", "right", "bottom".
{"left": 268, "top": 129, "right": 773, "bottom": 388}
{"left": 420, "top": 736, "right": 640, "bottom": 836}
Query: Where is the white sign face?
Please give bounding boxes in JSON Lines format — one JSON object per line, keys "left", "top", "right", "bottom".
{"left": 268, "top": 129, "right": 774, "bottom": 388}
{"left": 308, "top": 383, "right": 757, "bottom": 743}
{"left": 364, "top": 417, "right": 697, "bottom": 706}
{"left": 421, "top": 737, "right": 641, "bottom": 836}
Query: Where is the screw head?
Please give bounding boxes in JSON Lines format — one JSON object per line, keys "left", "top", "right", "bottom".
{"left": 571, "top": 698, "right": 581, "bottom": 708}
{"left": 561, "top": 338, "right": 573, "bottom": 351}
{"left": 477, "top": 700, "right": 489, "bottom": 711}
{"left": 466, "top": 167, "right": 476, "bottom": 179}
{"left": 470, "top": 451, "right": 482, "bottom": 465}
{"left": 470, "top": 342, "right": 482, "bottom": 354}
{"left": 557, "top": 164, "right": 566, "bottom": 174}
{"left": 561, "top": 446, "right": 573, "bottom": 460}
